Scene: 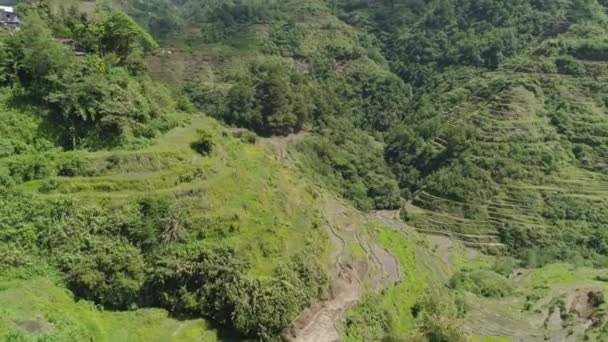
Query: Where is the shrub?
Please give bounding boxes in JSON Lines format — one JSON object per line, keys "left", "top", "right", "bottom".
{"left": 399, "top": 206, "right": 411, "bottom": 222}
{"left": 492, "top": 257, "right": 520, "bottom": 276}
{"left": 232, "top": 130, "right": 257, "bottom": 144}
{"left": 413, "top": 288, "right": 469, "bottom": 342}
{"left": 7, "top": 155, "right": 56, "bottom": 182}
{"left": 39, "top": 178, "right": 59, "bottom": 193}
{"left": 448, "top": 269, "right": 514, "bottom": 298}
{"left": 57, "top": 236, "right": 145, "bottom": 309}
{"left": 555, "top": 56, "right": 585, "bottom": 75}
{"left": 56, "top": 155, "right": 94, "bottom": 177}
{"left": 191, "top": 129, "right": 214, "bottom": 155}
{"left": 342, "top": 295, "right": 391, "bottom": 341}
{"left": 145, "top": 243, "right": 325, "bottom": 339}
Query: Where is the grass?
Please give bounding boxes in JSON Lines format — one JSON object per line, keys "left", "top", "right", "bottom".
{"left": 0, "top": 276, "right": 218, "bottom": 341}
{"left": 521, "top": 263, "right": 608, "bottom": 289}
{"left": 453, "top": 258, "right": 608, "bottom": 341}
{"left": 348, "top": 242, "right": 367, "bottom": 257}
{"left": 0, "top": 114, "right": 328, "bottom": 338}
{"left": 374, "top": 227, "right": 427, "bottom": 335}
{"left": 479, "top": 337, "right": 512, "bottom": 342}
{"left": 4, "top": 116, "right": 326, "bottom": 275}
{"left": 342, "top": 226, "right": 428, "bottom": 340}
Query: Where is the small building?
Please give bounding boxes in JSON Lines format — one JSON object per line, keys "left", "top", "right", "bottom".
{"left": 0, "top": 6, "right": 19, "bottom": 30}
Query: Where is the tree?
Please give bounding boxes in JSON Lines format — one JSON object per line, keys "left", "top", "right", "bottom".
{"left": 57, "top": 235, "right": 145, "bottom": 309}
{"left": 8, "top": 13, "right": 71, "bottom": 101}
{"left": 100, "top": 10, "right": 158, "bottom": 58}
{"left": 257, "top": 73, "right": 298, "bottom": 134}
{"left": 218, "top": 61, "right": 312, "bottom": 136}
{"left": 415, "top": 289, "right": 469, "bottom": 342}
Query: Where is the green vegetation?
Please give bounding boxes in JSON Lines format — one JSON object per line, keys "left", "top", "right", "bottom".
{"left": 8, "top": 1, "right": 174, "bottom": 151}
{"left": 0, "top": 4, "right": 328, "bottom": 338}
{"left": 342, "top": 227, "right": 468, "bottom": 341}
{"left": 156, "top": 0, "right": 608, "bottom": 267}
{"left": 6, "top": 0, "right": 608, "bottom": 340}
{"left": 216, "top": 61, "right": 314, "bottom": 136}
{"left": 449, "top": 269, "right": 514, "bottom": 298}
{"left": 0, "top": 113, "right": 327, "bottom": 339}
{"left": 0, "top": 276, "right": 218, "bottom": 341}
{"left": 343, "top": 0, "right": 608, "bottom": 267}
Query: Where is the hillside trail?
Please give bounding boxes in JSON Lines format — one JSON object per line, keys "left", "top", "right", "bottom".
{"left": 283, "top": 197, "right": 362, "bottom": 342}
{"left": 260, "top": 134, "right": 400, "bottom": 342}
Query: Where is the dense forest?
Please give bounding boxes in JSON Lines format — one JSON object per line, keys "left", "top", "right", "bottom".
{"left": 4, "top": 0, "right": 608, "bottom": 341}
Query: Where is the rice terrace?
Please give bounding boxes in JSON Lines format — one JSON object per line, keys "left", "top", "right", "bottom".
{"left": 4, "top": 0, "right": 608, "bottom": 341}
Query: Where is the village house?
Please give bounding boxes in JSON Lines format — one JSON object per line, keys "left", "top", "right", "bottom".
{"left": 0, "top": 6, "right": 19, "bottom": 30}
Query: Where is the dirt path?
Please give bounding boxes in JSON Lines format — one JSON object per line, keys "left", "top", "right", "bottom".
{"left": 284, "top": 196, "right": 363, "bottom": 342}
{"left": 286, "top": 237, "right": 361, "bottom": 342}
{"left": 258, "top": 137, "right": 401, "bottom": 342}
{"left": 284, "top": 195, "right": 403, "bottom": 342}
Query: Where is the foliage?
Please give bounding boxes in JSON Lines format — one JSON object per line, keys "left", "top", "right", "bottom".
{"left": 191, "top": 129, "right": 214, "bottom": 155}
{"left": 0, "top": 276, "right": 219, "bottom": 341}
{"left": 2, "top": 4, "right": 175, "bottom": 150}
{"left": 57, "top": 235, "right": 145, "bottom": 309}
{"left": 337, "top": 61, "right": 411, "bottom": 132}
{"left": 412, "top": 289, "right": 469, "bottom": 342}
{"left": 122, "top": 0, "right": 608, "bottom": 267}
{"left": 231, "top": 129, "right": 257, "bottom": 144}
{"left": 555, "top": 55, "right": 585, "bottom": 75}
{"left": 8, "top": 0, "right": 608, "bottom": 340}
{"left": 296, "top": 127, "right": 401, "bottom": 210}
{"left": 342, "top": 295, "right": 391, "bottom": 341}
{"left": 215, "top": 61, "right": 314, "bottom": 136}
{"left": 99, "top": 10, "right": 159, "bottom": 57}
{"left": 338, "top": 0, "right": 601, "bottom": 85}
{"left": 146, "top": 242, "right": 325, "bottom": 339}
{"left": 342, "top": 228, "right": 429, "bottom": 340}
{"left": 0, "top": 113, "right": 328, "bottom": 340}
{"left": 449, "top": 269, "right": 514, "bottom": 298}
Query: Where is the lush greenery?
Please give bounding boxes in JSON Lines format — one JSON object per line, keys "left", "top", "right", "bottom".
{"left": 1, "top": 2, "right": 328, "bottom": 340}
{"left": 6, "top": 0, "right": 608, "bottom": 340}
{"left": 5, "top": 0, "right": 175, "bottom": 151}
{"left": 0, "top": 114, "right": 328, "bottom": 340}
{"left": 157, "top": 0, "right": 608, "bottom": 268}
{"left": 342, "top": 228, "right": 468, "bottom": 341}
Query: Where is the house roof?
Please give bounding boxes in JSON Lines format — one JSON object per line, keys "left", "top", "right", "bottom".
{"left": 0, "top": 6, "right": 14, "bottom": 13}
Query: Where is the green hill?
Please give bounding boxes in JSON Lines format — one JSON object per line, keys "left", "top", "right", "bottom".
{"left": 378, "top": 2, "right": 608, "bottom": 266}
{"left": 5, "top": 0, "right": 608, "bottom": 341}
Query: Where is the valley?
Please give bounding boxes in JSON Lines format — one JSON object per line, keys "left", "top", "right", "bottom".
{"left": 4, "top": 0, "right": 608, "bottom": 341}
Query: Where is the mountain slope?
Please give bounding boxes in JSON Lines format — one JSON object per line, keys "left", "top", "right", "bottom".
{"left": 382, "top": 9, "right": 608, "bottom": 266}
{"left": 6, "top": 0, "right": 608, "bottom": 341}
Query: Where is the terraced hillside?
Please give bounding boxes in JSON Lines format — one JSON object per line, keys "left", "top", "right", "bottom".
{"left": 1, "top": 114, "right": 438, "bottom": 341}
{"left": 6, "top": 116, "right": 324, "bottom": 265}
{"left": 8, "top": 0, "right": 608, "bottom": 340}
{"left": 385, "top": 19, "right": 608, "bottom": 265}
{"left": 0, "top": 115, "right": 330, "bottom": 340}
{"left": 126, "top": 0, "right": 608, "bottom": 266}
{"left": 0, "top": 1, "right": 449, "bottom": 340}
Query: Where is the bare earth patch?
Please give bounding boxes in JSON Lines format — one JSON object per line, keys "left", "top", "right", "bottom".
{"left": 15, "top": 317, "right": 53, "bottom": 335}
{"left": 283, "top": 196, "right": 364, "bottom": 342}
{"left": 284, "top": 195, "right": 402, "bottom": 342}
